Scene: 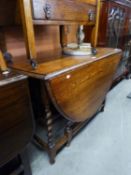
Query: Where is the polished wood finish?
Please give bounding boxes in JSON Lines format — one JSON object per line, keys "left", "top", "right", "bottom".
{"left": 40, "top": 82, "right": 56, "bottom": 164}
{"left": 0, "top": 72, "right": 34, "bottom": 167}
{"left": 88, "top": 0, "right": 97, "bottom": 5}
{"left": 10, "top": 48, "right": 121, "bottom": 79}
{"left": 18, "top": 0, "right": 99, "bottom": 68}
{"left": 91, "top": 0, "right": 101, "bottom": 47}
{"left": 19, "top": 0, "right": 37, "bottom": 67}
{"left": 1, "top": 26, "right": 61, "bottom": 61}
{"left": 98, "top": 0, "right": 131, "bottom": 80}
{"left": 0, "top": 50, "right": 7, "bottom": 72}
{"left": 84, "top": 0, "right": 101, "bottom": 46}
{"left": 47, "top": 52, "right": 121, "bottom": 122}
{"left": 97, "top": 0, "right": 108, "bottom": 46}
{"left": 0, "top": 0, "right": 100, "bottom": 62}
{"left": 60, "top": 26, "right": 68, "bottom": 48}
{"left": 0, "top": 0, "right": 120, "bottom": 165}
{"left": 33, "top": 20, "right": 95, "bottom": 25}
{"left": 10, "top": 48, "right": 122, "bottom": 164}
{"left": 10, "top": 48, "right": 122, "bottom": 120}
{"left": 32, "top": 0, "right": 96, "bottom": 22}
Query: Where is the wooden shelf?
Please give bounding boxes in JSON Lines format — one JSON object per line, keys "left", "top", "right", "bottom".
{"left": 33, "top": 20, "right": 95, "bottom": 26}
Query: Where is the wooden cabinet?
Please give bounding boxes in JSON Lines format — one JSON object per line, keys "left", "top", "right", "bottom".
{"left": 98, "top": 0, "right": 131, "bottom": 48}
{"left": 0, "top": 72, "right": 34, "bottom": 168}
{"left": 98, "top": 0, "right": 131, "bottom": 80}
{"left": 32, "top": 0, "right": 96, "bottom": 22}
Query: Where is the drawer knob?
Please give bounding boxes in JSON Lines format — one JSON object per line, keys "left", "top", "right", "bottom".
{"left": 44, "top": 3, "right": 51, "bottom": 19}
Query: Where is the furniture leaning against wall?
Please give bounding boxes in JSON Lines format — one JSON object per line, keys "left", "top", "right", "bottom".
{"left": 98, "top": 0, "right": 131, "bottom": 82}
{"left": 0, "top": 0, "right": 122, "bottom": 164}
{"left": 0, "top": 51, "right": 34, "bottom": 175}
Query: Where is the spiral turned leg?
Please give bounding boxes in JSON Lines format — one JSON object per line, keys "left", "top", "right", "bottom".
{"left": 40, "top": 82, "right": 56, "bottom": 164}
{"left": 45, "top": 105, "right": 56, "bottom": 164}
{"left": 65, "top": 120, "right": 73, "bottom": 146}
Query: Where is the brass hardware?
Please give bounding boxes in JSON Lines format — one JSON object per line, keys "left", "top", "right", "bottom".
{"left": 44, "top": 3, "right": 51, "bottom": 19}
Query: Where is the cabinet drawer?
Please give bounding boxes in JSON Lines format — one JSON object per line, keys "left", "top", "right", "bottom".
{"left": 31, "top": 0, "right": 96, "bottom": 22}
{"left": 0, "top": 75, "right": 34, "bottom": 166}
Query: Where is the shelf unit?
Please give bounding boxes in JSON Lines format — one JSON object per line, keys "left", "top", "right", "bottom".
{"left": 1, "top": 0, "right": 122, "bottom": 165}
{"left": 18, "top": 0, "right": 100, "bottom": 68}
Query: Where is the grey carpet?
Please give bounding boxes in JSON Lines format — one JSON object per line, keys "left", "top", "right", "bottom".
{"left": 28, "top": 79, "right": 131, "bottom": 175}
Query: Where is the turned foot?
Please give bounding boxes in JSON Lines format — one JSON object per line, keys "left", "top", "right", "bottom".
{"left": 48, "top": 143, "right": 56, "bottom": 164}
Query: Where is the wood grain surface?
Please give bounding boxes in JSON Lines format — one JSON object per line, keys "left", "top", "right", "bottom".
{"left": 0, "top": 50, "right": 7, "bottom": 72}
{"left": 10, "top": 48, "right": 122, "bottom": 122}
{"left": 32, "top": 0, "right": 96, "bottom": 22}
{"left": 46, "top": 52, "right": 121, "bottom": 122}
{"left": 0, "top": 73, "right": 34, "bottom": 166}
{"left": 10, "top": 48, "right": 121, "bottom": 79}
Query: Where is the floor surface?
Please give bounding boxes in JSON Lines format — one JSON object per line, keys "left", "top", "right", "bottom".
{"left": 28, "top": 79, "right": 131, "bottom": 175}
